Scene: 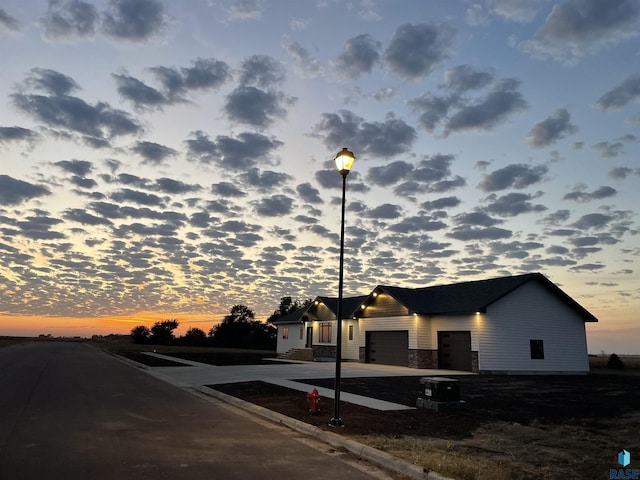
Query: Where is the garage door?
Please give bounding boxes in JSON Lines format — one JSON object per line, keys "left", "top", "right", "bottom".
{"left": 438, "top": 331, "right": 472, "bottom": 371}
{"left": 366, "top": 331, "right": 408, "bottom": 367}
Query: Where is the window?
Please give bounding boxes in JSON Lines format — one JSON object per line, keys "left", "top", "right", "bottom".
{"left": 530, "top": 339, "right": 544, "bottom": 359}
{"left": 319, "top": 323, "right": 332, "bottom": 343}
{"left": 348, "top": 325, "right": 354, "bottom": 341}
{"left": 299, "top": 326, "right": 304, "bottom": 340}
{"left": 282, "top": 327, "right": 289, "bottom": 340}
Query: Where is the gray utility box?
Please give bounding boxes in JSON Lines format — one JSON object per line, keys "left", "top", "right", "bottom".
{"left": 416, "top": 377, "right": 463, "bottom": 411}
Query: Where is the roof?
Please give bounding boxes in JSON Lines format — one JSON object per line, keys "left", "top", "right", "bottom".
{"left": 375, "top": 273, "right": 598, "bottom": 322}
{"left": 315, "top": 295, "right": 369, "bottom": 319}
{"left": 269, "top": 306, "right": 308, "bottom": 325}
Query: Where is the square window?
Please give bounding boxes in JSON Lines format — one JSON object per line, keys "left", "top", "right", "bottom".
{"left": 319, "top": 323, "right": 332, "bottom": 343}
{"left": 282, "top": 327, "right": 289, "bottom": 340}
{"left": 530, "top": 339, "right": 544, "bottom": 359}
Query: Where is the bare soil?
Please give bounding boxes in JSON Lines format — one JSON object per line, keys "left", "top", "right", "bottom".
{"left": 117, "top": 346, "right": 640, "bottom": 479}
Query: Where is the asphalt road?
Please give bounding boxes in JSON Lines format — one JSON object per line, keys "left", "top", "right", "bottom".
{"left": 0, "top": 342, "right": 386, "bottom": 480}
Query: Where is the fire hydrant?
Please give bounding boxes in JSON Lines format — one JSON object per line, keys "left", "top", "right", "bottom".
{"left": 307, "top": 388, "right": 320, "bottom": 415}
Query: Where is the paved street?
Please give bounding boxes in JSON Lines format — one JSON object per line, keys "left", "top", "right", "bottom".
{"left": 0, "top": 342, "right": 388, "bottom": 480}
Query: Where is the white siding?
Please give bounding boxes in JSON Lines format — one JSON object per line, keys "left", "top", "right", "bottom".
{"left": 358, "top": 316, "right": 419, "bottom": 349}
{"left": 342, "top": 319, "right": 359, "bottom": 360}
{"left": 276, "top": 324, "right": 305, "bottom": 354}
{"left": 478, "top": 281, "right": 589, "bottom": 372}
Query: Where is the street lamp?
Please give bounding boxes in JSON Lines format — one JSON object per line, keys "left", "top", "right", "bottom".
{"left": 330, "top": 147, "right": 355, "bottom": 428}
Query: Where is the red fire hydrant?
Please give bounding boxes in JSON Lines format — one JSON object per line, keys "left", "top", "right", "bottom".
{"left": 307, "top": 388, "right": 320, "bottom": 415}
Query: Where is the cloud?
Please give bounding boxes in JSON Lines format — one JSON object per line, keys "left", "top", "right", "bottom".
{"left": 388, "top": 215, "right": 447, "bottom": 233}
{"left": 447, "top": 225, "right": 512, "bottom": 241}
{"left": 228, "top": 0, "right": 262, "bottom": 20}
{"left": 225, "top": 86, "right": 289, "bottom": 127}
{"left": 592, "top": 141, "right": 624, "bottom": 158}
{"left": 444, "top": 78, "right": 528, "bottom": 135}
{"left": 0, "top": 126, "right": 37, "bottom": 144}
{"left": 253, "top": 194, "right": 293, "bottom": 217}
{"left": 185, "top": 131, "right": 282, "bottom": 169}
{"left": 595, "top": 74, "right": 640, "bottom": 111}
{"left": 453, "top": 211, "right": 502, "bottom": 227}
{"left": 484, "top": 192, "right": 548, "bottom": 217}
{"left": 314, "top": 110, "right": 416, "bottom": 158}
{"left": 0, "top": 175, "right": 51, "bottom": 205}
{"left": 237, "top": 168, "right": 291, "bottom": 191}
{"left": 39, "top": 0, "right": 99, "bottom": 41}
{"left": 282, "top": 39, "right": 322, "bottom": 78}
{"left": 420, "top": 196, "right": 461, "bottom": 210}
{"left": 523, "top": 0, "right": 640, "bottom": 63}
{"left": 17, "top": 214, "right": 66, "bottom": 240}
{"left": 527, "top": 108, "right": 578, "bottom": 147}
{"left": 333, "top": 34, "right": 381, "bottom": 79}
{"left": 211, "top": 182, "right": 246, "bottom": 197}
{"left": 367, "top": 203, "right": 403, "bottom": 219}
{"left": 572, "top": 213, "right": 613, "bottom": 230}
{"left": 366, "top": 161, "right": 413, "bottom": 186}
{"left": 63, "top": 208, "right": 113, "bottom": 226}
{"left": 113, "top": 73, "right": 167, "bottom": 109}
{"left": 102, "top": 0, "right": 168, "bottom": 42}
{"left": 609, "top": 167, "right": 640, "bottom": 179}
{"left": 132, "top": 141, "right": 177, "bottom": 165}
{"left": 443, "top": 64, "right": 495, "bottom": 93}
{"left": 479, "top": 163, "right": 548, "bottom": 192}
{"left": 0, "top": 9, "right": 20, "bottom": 32}
{"left": 296, "top": 183, "right": 323, "bottom": 204}
{"left": 54, "top": 159, "right": 93, "bottom": 176}
{"left": 24, "top": 68, "right": 80, "bottom": 96}
{"left": 111, "top": 188, "right": 164, "bottom": 206}
{"left": 239, "top": 54, "right": 283, "bottom": 87}
{"left": 563, "top": 185, "right": 617, "bottom": 202}
{"left": 154, "top": 178, "right": 201, "bottom": 194}
{"left": 384, "top": 23, "right": 455, "bottom": 79}
{"left": 407, "top": 93, "right": 459, "bottom": 132}
{"left": 490, "top": 0, "right": 545, "bottom": 23}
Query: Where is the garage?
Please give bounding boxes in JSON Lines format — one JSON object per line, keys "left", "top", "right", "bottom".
{"left": 365, "top": 330, "right": 408, "bottom": 367}
{"left": 438, "top": 331, "right": 472, "bottom": 371}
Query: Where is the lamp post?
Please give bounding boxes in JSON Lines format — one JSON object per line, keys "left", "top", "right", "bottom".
{"left": 330, "top": 147, "right": 355, "bottom": 428}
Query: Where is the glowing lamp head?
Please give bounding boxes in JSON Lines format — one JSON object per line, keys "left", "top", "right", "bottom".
{"left": 334, "top": 147, "right": 355, "bottom": 175}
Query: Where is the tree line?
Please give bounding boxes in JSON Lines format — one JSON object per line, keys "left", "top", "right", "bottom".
{"left": 130, "top": 297, "right": 311, "bottom": 350}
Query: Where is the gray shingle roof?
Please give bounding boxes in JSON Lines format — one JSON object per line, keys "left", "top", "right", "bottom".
{"left": 376, "top": 273, "right": 598, "bottom": 322}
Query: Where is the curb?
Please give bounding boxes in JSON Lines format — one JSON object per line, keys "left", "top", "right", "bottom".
{"left": 194, "top": 385, "right": 454, "bottom": 480}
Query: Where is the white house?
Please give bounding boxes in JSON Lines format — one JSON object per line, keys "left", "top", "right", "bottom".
{"left": 274, "top": 273, "right": 597, "bottom": 373}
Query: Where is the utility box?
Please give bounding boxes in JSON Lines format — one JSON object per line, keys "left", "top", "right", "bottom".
{"left": 416, "top": 377, "right": 463, "bottom": 411}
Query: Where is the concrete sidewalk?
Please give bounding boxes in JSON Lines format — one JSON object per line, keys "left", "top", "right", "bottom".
{"left": 140, "top": 352, "right": 473, "bottom": 411}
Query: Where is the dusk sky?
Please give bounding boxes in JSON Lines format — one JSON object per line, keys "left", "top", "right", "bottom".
{"left": 1, "top": 0, "right": 638, "bottom": 354}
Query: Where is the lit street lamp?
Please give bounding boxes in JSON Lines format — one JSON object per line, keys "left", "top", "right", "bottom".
{"left": 330, "top": 147, "right": 355, "bottom": 428}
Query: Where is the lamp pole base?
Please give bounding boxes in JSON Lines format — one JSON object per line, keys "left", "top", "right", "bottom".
{"left": 329, "top": 417, "right": 344, "bottom": 427}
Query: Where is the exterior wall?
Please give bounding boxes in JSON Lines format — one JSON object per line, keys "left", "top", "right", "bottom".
{"left": 478, "top": 281, "right": 590, "bottom": 373}
{"left": 360, "top": 292, "right": 409, "bottom": 317}
{"left": 276, "top": 323, "right": 305, "bottom": 354}
{"left": 342, "top": 319, "right": 359, "bottom": 361}
{"left": 306, "top": 317, "right": 359, "bottom": 360}
{"left": 358, "top": 315, "right": 420, "bottom": 350}
{"left": 429, "top": 314, "right": 480, "bottom": 351}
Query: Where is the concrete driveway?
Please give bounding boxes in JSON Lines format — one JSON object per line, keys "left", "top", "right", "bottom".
{"left": 138, "top": 353, "right": 474, "bottom": 411}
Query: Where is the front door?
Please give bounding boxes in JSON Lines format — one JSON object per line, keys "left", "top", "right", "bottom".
{"left": 305, "top": 326, "right": 313, "bottom": 348}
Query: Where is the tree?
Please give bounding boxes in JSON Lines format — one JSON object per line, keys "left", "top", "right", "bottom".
{"left": 150, "top": 319, "right": 179, "bottom": 345}
{"left": 181, "top": 327, "right": 207, "bottom": 346}
{"left": 131, "top": 325, "right": 150, "bottom": 344}
{"left": 266, "top": 296, "right": 312, "bottom": 323}
{"left": 607, "top": 353, "right": 625, "bottom": 370}
{"left": 209, "top": 304, "right": 276, "bottom": 350}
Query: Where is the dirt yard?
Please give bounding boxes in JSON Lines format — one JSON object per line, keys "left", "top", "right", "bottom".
{"left": 116, "top": 345, "right": 639, "bottom": 480}
{"left": 212, "top": 374, "right": 640, "bottom": 480}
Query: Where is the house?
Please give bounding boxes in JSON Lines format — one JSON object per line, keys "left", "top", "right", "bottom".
{"left": 274, "top": 273, "right": 597, "bottom": 373}
{"left": 272, "top": 296, "right": 367, "bottom": 361}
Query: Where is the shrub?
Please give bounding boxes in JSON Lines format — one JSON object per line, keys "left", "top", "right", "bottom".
{"left": 607, "top": 353, "right": 624, "bottom": 370}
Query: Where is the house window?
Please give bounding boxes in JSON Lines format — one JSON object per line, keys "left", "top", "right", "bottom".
{"left": 282, "top": 327, "right": 289, "bottom": 340}
{"left": 348, "top": 325, "right": 353, "bottom": 341}
{"left": 319, "top": 323, "right": 332, "bottom": 343}
{"left": 300, "top": 326, "right": 304, "bottom": 340}
{"left": 530, "top": 339, "right": 544, "bottom": 359}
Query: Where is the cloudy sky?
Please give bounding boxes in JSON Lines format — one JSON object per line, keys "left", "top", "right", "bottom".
{"left": 1, "top": 0, "right": 638, "bottom": 353}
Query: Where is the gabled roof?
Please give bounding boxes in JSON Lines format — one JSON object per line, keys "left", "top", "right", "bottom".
{"left": 374, "top": 273, "right": 598, "bottom": 322}
{"left": 315, "top": 295, "right": 369, "bottom": 319}
{"left": 270, "top": 306, "right": 308, "bottom": 325}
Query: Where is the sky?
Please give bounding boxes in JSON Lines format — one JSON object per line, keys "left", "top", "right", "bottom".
{"left": 0, "top": 0, "right": 638, "bottom": 353}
